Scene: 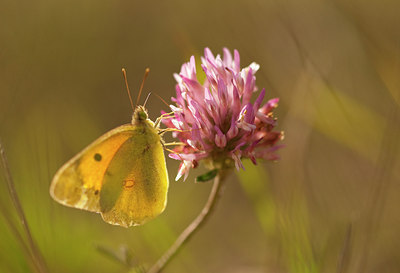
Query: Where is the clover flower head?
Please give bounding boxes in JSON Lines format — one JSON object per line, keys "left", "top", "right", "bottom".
{"left": 163, "top": 48, "right": 283, "bottom": 181}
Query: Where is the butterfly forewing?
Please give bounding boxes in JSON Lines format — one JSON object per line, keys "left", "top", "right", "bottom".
{"left": 50, "top": 125, "right": 136, "bottom": 212}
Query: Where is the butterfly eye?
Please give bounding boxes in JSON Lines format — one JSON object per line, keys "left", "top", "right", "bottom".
{"left": 138, "top": 111, "right": 148, "bottom": 120}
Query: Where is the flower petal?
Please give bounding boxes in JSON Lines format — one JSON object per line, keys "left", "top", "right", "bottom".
{"left": 176, "top": 160, "right": 192, "bottom": 181}
{"left": 233, "top": 49, "right": 240, "bottom": 73}
{"left": 214, "top": 126, "right": 227, "bottom": 148}
{"left": 227, "top": 116, "right": 239, "bottom": 139}
{"left": 253, "top": 88, "right": 265, "bottom": 110}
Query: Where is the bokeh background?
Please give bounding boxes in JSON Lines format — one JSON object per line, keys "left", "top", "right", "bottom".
{"left": 1, "top": 0, "right": 400, "bottom": 272}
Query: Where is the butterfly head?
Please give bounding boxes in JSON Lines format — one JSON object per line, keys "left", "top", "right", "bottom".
{"left": 132, "top": 105, "right": 149, "bottom": 124}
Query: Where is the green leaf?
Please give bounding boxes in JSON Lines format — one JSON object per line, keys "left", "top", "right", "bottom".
{"left": 195, "top": 169, "right": 218, "bottom": 183}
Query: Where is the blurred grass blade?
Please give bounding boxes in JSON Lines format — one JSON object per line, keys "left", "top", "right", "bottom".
{"left": 0, "top": 140, "right": 48, "bottom": 273}
{"left": 336, "top": 224, "right": 352, "bottom": 273}
{"left": 96, "top": 244, "right": 134, "bottom": 267}
{"left": 237, "top": 161, "right": 276, "bottom": 235}
{"left": 128, "top": 265, "right": 147, "bottom": 273}
{"left": 298, "top": 85, "right": 385, "bottom": 161}
{"left": 279, "top": 198, "right": 318, "bottom": 273}
{"left": 238, "top": 161, "right": 318, "bottom": 273}
{"left": 0, "top": 195, "right": 33, "bottom": 268}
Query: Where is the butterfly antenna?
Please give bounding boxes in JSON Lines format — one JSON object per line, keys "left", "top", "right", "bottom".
{"left": 143, "top": 92, "right": 152, "bottom": 108}
{"left": 153, "top": 92, "right": 170, "bottom": 108}
{"left": 136, "top": 68, "right": 150, "bottom": 106}
{"left": 121, "top": 68, "right": 135, "bottom": 112}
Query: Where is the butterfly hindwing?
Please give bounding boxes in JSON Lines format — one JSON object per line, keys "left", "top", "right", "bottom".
{"left": 50, "top": 124, "right": 136, "bottom": 212}
{"left": 100, "top": 124, "right": 169, "bottom": 227}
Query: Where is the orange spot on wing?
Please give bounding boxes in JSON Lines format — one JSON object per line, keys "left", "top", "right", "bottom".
{"left": 123, "top": 179, "right": 135, "bottom": 188}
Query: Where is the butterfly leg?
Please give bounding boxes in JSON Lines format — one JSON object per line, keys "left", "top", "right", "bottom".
{"left": 162, "top": 143, "right": 192, "bottom": 180}
{"left": 161, "top": 145, "right": 184, "bottom": 161}
{"left": 154, "top": 112, "right": 175, "bottom": 128}
{"left": 163, "top": 142, "right": 185, "bottom": 147}
{"left": 158, "top": 128, "right": 191, "bottom": 135}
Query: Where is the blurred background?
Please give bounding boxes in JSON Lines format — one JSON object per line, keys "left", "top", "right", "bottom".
{"left": 1, "top": 0, "right": 399, "bottom": 272}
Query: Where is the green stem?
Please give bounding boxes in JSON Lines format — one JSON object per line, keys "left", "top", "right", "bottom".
{"left": 0, "top": 141, "right": 48, "bottom": 273}
{"left": 146, "top": 172, "right": 227, "bottom": 273}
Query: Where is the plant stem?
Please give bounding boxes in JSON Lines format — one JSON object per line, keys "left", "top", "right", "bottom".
{"left": 146, "top": 172, "right": 227, "bottom": 273}
{"left": 0, "top": 140, "right": 48, "bottom": 273}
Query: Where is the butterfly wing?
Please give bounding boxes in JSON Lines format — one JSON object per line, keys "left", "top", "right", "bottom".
{"left": 50, "top": 124, "right": 136, "bottom": 212}
{"left": 99, "top": 124, "right": 169, "bottom": 227}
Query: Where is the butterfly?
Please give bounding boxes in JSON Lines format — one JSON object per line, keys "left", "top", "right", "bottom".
{"left": 50, "top": 68, "right": 170, "bottom": 228}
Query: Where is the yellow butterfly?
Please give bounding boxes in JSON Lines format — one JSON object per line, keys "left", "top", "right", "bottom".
{"left": 50, "top": 69, "right": 169, "bottom": 228}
